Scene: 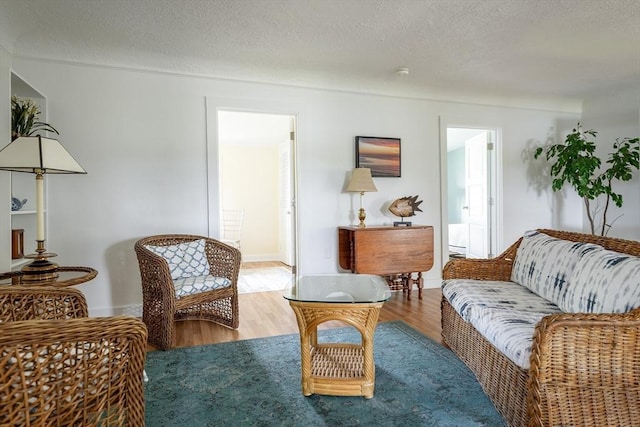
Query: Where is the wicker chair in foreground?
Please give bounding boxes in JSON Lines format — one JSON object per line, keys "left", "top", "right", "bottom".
{"left": 135, "top": 234, "right": 241, "bottom": 350}
{"left": 0, "top": 286, "right": 147, "bottom": 426}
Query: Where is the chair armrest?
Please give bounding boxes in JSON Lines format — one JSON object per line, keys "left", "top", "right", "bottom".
{"left": 134, "top": 241, "right": 177, "bottom": 302}
{"left": 205, "top": 238, "right": 242, "bottom": 282}
{"left": 0, "top": 285, "right": 88, "bottom": 321}
{"left": 527, "top": 309, "right": 640, "bottom": 426}
{"left": 443, "top": 237, "right": 521, "bottom": 281}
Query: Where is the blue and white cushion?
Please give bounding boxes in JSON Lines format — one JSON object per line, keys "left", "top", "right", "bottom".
{"left": 560, "top": 249, "right": 640, "bottom": 313}
{"left": 510, "top": 230, "right": 601, "bottom": 306}
{"left": 173, "top": 275, "right": 231, "bottom": 298}
{"left": 472, "top": 308, "right": 550, "bottom": 369}
{"left": 442, "top": 279, "right": 561, "bottom": 323}
{"left": 145, "top": 239, "right": 210, "bottom": 280}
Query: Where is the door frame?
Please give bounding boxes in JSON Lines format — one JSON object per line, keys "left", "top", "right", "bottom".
{"left": 205, "top": 97, "right": 299, "bottom": 272}
{"left": 439, "top": 117, "right": 503, "bottom": 266}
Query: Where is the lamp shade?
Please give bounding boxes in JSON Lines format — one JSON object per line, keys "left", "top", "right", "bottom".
{"left": 345, "top": 168, "right": 377, "bottom": 193}
{"left": 0, "top": 136, "right": 86, "bottom": 174}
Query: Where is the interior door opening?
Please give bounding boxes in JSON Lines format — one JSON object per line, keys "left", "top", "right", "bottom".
{"left": 442, "top": 126, "right": 500, "bottom": 264}
{"left": 217, "top": 110, "right": 296, "bottom": 268}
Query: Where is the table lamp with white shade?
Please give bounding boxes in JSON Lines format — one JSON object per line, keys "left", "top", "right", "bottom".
{"left": 0, "top": 136, "right": 86, "bottom": 282}
{"left": 345, "top": 167, "right": 378, "bottom": 228}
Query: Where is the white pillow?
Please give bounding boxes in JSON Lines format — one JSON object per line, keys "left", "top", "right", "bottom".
{"left": 145, "top": 239, "right": 210, "bottom": 280}
{"left": 510, "top": 230, "right": 602, "bottom": 305}
{"left": 561, "top": 249, "right": 640, "bottom": 313}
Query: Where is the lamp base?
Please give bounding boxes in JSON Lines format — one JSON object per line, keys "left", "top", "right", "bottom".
{"left": 21, "top": 240, "right": 59, "bottom": 282}
{"left": 21, "top": 256, "right": 59, "bottom": 282}
{"left": 358, "top": 208, "right": 367, "bottom": 228}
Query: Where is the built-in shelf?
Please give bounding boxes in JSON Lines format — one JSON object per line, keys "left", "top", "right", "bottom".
{"left": 11, "top": 210, "right": 38, "bottom": 215}
{"left": 3, "top": 71, "right": 49, "bottom": 271}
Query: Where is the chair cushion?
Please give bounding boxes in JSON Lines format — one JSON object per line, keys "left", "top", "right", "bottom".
{"left": 510, "top": 230, "right": 602, "bottom": 306}
{"left": 560, "top": 249, "right": 640, "bottom": 313}
{"left": 145, "top": 239, "right": 210, "bottom": 280}
{"left": 173, "top": 275, "right": 231, "bottom": 298}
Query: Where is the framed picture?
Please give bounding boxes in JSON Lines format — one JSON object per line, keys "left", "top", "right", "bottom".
{"left": 355, "top": 136, "right": 401, "bottom": 177}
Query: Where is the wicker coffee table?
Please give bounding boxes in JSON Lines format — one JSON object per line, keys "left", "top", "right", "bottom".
{"left": 284, "top": 274, "right": 390, "bottom": 399}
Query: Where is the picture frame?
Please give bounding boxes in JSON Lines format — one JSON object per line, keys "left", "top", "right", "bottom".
{"left": 355, "top": 136, "right": 401, "bottom": 177}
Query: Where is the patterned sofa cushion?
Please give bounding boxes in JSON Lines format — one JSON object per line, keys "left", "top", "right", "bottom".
{"left": 173, "top": 275, "right": 231, "bottom": 298}
{"left": 145, "top": 239, "right": 210, "bottom": 280}
{"left": 560, "top": 249, "right": 640, "bottom": 313}
{"left": 510, "top": 230, "right": 602, "bottom": 306}
{"left": 442, "top": 279, "right": 561, "bottom": 323}
{"left": 472, "top": 308, "right": 551, "bottom": 369}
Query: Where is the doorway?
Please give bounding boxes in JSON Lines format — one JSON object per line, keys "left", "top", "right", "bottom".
{"left": 441, "top": 126, "right": 500, "bottom": 264}
{"left": 216, "top": 110, "right": 296, "bottom": 286}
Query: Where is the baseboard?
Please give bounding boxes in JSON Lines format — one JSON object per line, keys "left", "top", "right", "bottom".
{"left": 241, "top": 253, "right": 282, "bottom": 262}
{"left": 91, "top": 304, "right": 142, "bottom": 318}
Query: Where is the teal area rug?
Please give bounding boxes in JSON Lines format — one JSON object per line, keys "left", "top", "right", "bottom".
{"left": 144, "top": 321, "right": 505, "bottom": 426}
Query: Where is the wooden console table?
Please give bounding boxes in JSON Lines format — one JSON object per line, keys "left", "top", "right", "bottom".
{"left": 338, "top": 225, "right": 434, "bottom": 299}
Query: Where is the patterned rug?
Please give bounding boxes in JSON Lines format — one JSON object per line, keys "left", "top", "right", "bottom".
{"left": 144, "top": 321, "right": 505, "bottom": 426}
{"left": 237, "top": 266, "right": 292, "bottom": 294}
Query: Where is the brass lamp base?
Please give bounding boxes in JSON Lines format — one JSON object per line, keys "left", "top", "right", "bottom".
{"left": 21, "top": 240, "right": 59, "bottom": 282}
{"left": 358, "top": 207, "right": 367, "bottom": 228}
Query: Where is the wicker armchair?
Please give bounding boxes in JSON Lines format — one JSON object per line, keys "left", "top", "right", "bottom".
{"left": 441, "top": 229, "right": 640, "bottom": 427}
{"left": 0, "top": 286, "right": 147, "bottom": 426}
{"left": 135, "top": 234, "right": 241, "bottom": 350}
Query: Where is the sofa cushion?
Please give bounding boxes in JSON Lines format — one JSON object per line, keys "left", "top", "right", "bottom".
{"left": 442, "top": 279, "right": 561, "bottom": 323}
{"left": 560, "top": 249, "right": 640, "bottom": 313}
{"left": 510, "top": 230, "right": 601, "bottom": 306}
{"left": 173, "top": 275, "right": 231, "bottom": 298}
{"left": 472, "top": 308, "right": 550, "bottom": 369}
{"left": 145, "top": 239, "right": 210, "bottom": 280}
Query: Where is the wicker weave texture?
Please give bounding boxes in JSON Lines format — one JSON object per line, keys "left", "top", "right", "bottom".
{"left": 0, "top": 286, "right": 147, "bottom": 426}
{"left": 0, "top": 317, "right": 147, "bottom": 426}
{"left": 0, "top": 285, "right": 88, "bottom": 321}
{"left": 135, "top": 234, "right": 241, "bottom": 350}
{"left": 289, "top": 301, "right": 382, "bottom": 399}
{"left": 441, "top": 229, "right": 640, "bottom": 427}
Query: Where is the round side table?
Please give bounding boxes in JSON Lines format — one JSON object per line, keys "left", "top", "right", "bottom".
{"left": 0, "top": 266, "right": 97, "bottom": 287}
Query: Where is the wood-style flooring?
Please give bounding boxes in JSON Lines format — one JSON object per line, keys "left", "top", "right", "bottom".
{"left": 148, "top": 262, "right": 443, "bottom": 351}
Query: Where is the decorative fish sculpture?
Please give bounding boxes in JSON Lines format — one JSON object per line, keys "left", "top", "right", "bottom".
{"left": 388, "top": 195, "right": 423, "bottom": 218}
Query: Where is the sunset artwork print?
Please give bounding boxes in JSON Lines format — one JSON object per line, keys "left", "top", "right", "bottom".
{"left": 356, "top": 136, "right": 401, "bottom": 177}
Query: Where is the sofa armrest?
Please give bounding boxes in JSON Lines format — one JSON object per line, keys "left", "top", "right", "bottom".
{"left": 527, "top": 309, "right": 640, "bottom": 426}
{"left": 443, "top": 237, "right": 521, "bottom": 281}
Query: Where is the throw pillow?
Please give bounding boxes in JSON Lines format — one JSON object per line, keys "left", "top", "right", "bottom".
{"left": 561, "top": 249, "right": 640, "bottom": 313}
{"left": 145, "top": 239, "right": 210, "bottom": 280}
{"left": 510, "top": 230, "right": 602, "bottom": 305}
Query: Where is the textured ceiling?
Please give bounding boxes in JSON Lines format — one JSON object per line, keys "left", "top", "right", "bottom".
{"left": 1, "top": 0, "right": 639, "bottom": 110}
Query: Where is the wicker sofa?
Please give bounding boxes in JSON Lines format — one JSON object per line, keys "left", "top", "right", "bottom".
{"left": 441, "top": 229, "right": 640, "bottom": 427}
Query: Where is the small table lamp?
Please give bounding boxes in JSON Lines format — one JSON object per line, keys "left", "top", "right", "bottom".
{"left": 0, "top": 136, "right": 86, "bottom": 282}
{"left": 345, "top": 167, "right": 378, "bottom": 227}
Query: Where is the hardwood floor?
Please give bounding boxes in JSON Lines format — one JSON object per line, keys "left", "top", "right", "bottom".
{"left": 149, "top": 287, "right": 443, "bottom": 351}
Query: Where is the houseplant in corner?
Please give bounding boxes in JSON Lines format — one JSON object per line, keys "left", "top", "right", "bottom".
{"left": 11, "top": 95, "right": 58, "bottom": 141}
{"left": 534, "top": 123, "right": 639, "bottom": 236}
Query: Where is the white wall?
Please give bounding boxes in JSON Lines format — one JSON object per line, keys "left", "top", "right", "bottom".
{"left": 10, "top": 57, "right": 582, "bottom": 315}
{"left": 220, "top": 143, "right": 279, "bottom": 260}
{"left": 581, "top": 82, "right": 640, "bottom": 240}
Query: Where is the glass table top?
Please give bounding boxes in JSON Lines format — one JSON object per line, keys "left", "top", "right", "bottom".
{"left": 283, "top": 274, "right": 391, "bottom": 303}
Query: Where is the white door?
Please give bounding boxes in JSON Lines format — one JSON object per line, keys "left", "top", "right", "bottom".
{"left": 464, "top": 132, "right": 490, "bottom": 258}
{"left": 278, "top": 132, "right": 293, "bottom": 265}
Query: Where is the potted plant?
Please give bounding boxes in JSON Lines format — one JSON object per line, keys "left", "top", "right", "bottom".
{"left": 534, "top": 123, "right": 639, "bottom": 236}
{"left": 11, "top": 95, "right": 58, "bottom": 141}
